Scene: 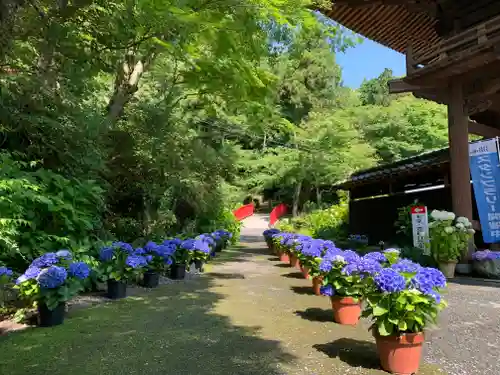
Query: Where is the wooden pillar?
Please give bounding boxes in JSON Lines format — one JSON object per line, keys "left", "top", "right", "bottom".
{"left": 448, "top": 81, "right": 474, "bottom": 257}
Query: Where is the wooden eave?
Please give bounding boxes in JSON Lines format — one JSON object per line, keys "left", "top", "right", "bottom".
{"left": 324, "top": 2, "right": 440, "bottom": 58}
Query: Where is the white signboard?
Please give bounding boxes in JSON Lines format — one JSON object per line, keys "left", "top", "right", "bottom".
{"left": 411, "top": 206, "right": 429, "bottom": 254}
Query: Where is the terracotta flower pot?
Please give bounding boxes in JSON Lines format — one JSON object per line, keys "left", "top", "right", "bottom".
{"left": 438, "top": 260, "right": 457, "bottom": 279}
{"left": 312, "top": 276, "right": 323, "bottom": 296}
{"left": 301, "top": 266, "right": 310, "bottom": 279}
{"left": 330, "top": 296, "right": 361, "bottom": 325}
{"left": 280, "top": 252, "right": 290, "bottom": 263}
{"left": 374, "top": 332, "right": 425, "bottom": 375}
{"left": 289, "top": 254, "right": 299, "bottom": 268}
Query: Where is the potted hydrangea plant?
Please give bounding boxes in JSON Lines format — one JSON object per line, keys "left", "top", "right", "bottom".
{"left": 320, "top": 250, "right": 384, "bottom": 325}
{"left": 15, "top": 250, "right": 91, "bottom": 326}
{"left": 139, "top": 241, "right": 176, "bottom": 288}
{"left": 363, "top": 256, "right": 447, "bottom": 375}
{"left": 99, "top": 242, "right": 149, "bottom": 299}
{"left": 472, "top": 250, "right": 500, "bottom": 278}
{"left": 429, "top": 210, "right": 475, "bottom": 278}
{"left": 263, "top": 229, "right": 280, "bottom": 254}
{"left": 171, "top": 239, "right": 194, "bottom": 279}
{"left": 185, "top": 237, "right": 211, "bottom": 272}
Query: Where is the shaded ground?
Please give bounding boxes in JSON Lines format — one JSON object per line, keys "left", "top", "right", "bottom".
{"left": 0, "top": 214, "right": 448, "bottom": 374}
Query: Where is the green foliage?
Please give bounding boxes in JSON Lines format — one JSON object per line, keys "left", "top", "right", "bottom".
{"left": 429, "top": 211, "right": 474, "bottom": 262}
{"left": 278, "top": 193, "right": 348, "bottom": 240}
{"left": 362, "top": 250, "right": 447, "bottom": 336}
{"left": 363, "top": 290, "right": 447, "bottom": 336}
{"left": 0, "top": 153, "right": 105, "bottom": 272}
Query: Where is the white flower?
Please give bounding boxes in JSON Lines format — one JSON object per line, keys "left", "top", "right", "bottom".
{"left": 333, "top": 255, "right": 345, "bottom": 263}
{"left": 446, "top": 211, "right": 456, "bottom": 221}
{"left": 455, "top": 223, "right": 465, "bottom": 230}
{"left": 468, "top": 229, "right": 476, "bottom": 234}
{"left": 456, "top": 216, "right": 470, "bottom": 225}
{"left": 430, "top": 210, "right": 442, "bottom": 220}
{"left": 444, "top": 226, "right": 454, "bottom": 234}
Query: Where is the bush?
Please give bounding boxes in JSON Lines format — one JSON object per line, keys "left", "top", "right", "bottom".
{"left": 277, "top": 194, "right": 348, "bottom": 240}
{"left": 0, "top": 153, "right": 105, "bottom": 272}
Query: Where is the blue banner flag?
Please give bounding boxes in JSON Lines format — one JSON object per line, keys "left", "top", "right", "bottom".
{"left": 469, "top": 139, "right": 500, "bottom": 243}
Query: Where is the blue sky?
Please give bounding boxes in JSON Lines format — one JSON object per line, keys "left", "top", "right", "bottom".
{"left": 336, "top": 37, "right": 406, "bottom": 88}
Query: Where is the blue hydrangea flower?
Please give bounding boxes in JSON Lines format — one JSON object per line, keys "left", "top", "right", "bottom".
{"left": 37, "top": 266, "right": 67, "bottom": 289}
{"left": 374, "top": 268, "right": 406, "bottom": 293}
{"left": 411, "top": 267, "right": 446, "bottom": 294}
{"left": 428, "top": 291, "right": 441, "bottom": 303}
{"left": 363, "top": 252, "right": 386, "bottom": 263}
{"left": 342, "top": 250, "right": 361, "bottom": 263}
{"left": 112, "top": 241, "right": 134, "bottom": 253}
{"left": 301, "top": 240, "right": 323, "bottom": 257}
{"left": 319, "top": 258, "right": 333, "bottom": 273}
{"left": 357, "top": 258, "right": 383, "bottom": 276}
{"left": 146, "top": 255, "right": 153, "bottom": 262}
{"left": 25, "top": 266, "right": 42, "bottom": 279}
{"left": 193, "top": 240, "right": 210, "bottom": 253}
{"left": 99, "top": 246, "right": 114, "bottom": 262}
{"left": 68, "top": 262, "right": 90, "bottom": 280}
{"left": 31, "top": 253, "right": 59, "bottom": 268}
{"left": 0, "top": 266, "right": 13, "bottom": 277}
{"left": 125, "top": 255, "right": 148, "bottom": 269}
{"left": 392, "top": 259, "right": 421, "bottom": 273}
{"left": 55, "top": 249, "right": 72, "bottom": 260}
{"left": 134, "top": 247, "right": 146, "bottom": 255}
{"left": 320, "top": 285, "right": 335, "bottom": 296}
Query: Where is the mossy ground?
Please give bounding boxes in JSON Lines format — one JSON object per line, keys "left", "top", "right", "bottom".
{"left": 0, "top": 243, "right": 446, "bottom": 375}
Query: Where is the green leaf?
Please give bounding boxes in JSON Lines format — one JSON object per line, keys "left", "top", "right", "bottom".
{"left": 373, "top": 306, "right": 388, "bottom": 317}
{"left": 398, "top": 320, "right": 408, "bottom": 331}
{"left": 377, "top": 318, "right": 394, "bottom": 336}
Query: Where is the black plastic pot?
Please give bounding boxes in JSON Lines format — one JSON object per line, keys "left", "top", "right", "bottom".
{"left": 38, "top": 302, "right": 65, "bottom": 327}
{"left": 107, "top": 279, "right": 127, "bottom": 299}
{"left": 142, "top": 271, "right": 160, "bottom": 288}
{"left": 194, "top": 260, "right": 204, "bottom": 272}
{"left": 215, "top": 243, "right": 223, "bottom": 253}
{"left": 210, "top": 251, "right": 216, "bottom": 258}
{"left": 170, "top": 263, "right": 186, "bottom": 280}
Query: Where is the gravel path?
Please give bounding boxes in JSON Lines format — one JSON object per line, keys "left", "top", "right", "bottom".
{"left": 238, "top": 214, "right": 499, "bottom": 375}
{"left": 2, "top": 215, "right": 494, "bottom": 375}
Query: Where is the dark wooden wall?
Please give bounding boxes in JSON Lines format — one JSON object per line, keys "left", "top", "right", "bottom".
{"left": 348, "top": 185, "right": 483, "bottom": 247}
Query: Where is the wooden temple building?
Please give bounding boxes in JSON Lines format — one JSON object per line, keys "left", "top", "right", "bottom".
{"left": 325, "top": 0, "right": 500, "bottom": 248}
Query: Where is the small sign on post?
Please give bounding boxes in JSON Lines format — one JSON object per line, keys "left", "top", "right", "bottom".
{"left": 411, "top": 206, "right": 429, "bottom": 254}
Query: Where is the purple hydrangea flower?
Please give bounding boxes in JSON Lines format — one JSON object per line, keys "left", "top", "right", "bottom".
{"left": 374, "top": 268, "right": 406, "bottom": 293}
{"left": 125, "top": 255, "right": 148, "bottom": 269}
{"left": 357, "top": 258, "right": 383, "bottom": 275}
{"left": 25, "top": 266, "right": 42, "bottom": 280}
{"left": 37, "top": 266, "right": 67, "bottom": 289}
{"left": 320, "top": 285, "right": 335, "bottom": 296}
{"left": 363, "top": 252, "right": 386, "bottom": 263}
{"left": 472, "top": 250, "right": 500, "bottom": 261}
{"left": 31, "top": 253, "right": 59, "bottom": 268}
{"left": 68, "top": 262, "right": 90, "bottom": 280}
{"left": 319, "top": 258, "right": 333, "bottom": 273}
{"left": 342, "top": 250, "right": 361, "bottom": 263}
{"left": 411, "top": 267, "right": 446, "bottom": 294}
{"left": 392, "top": 259, "right": 421, "bottom": 273}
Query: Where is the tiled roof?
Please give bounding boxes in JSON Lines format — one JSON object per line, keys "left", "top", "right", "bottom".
{"left": 337, "top": 147, "right": 449, "bottom": 188}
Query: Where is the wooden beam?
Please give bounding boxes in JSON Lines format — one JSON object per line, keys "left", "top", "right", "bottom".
{"left": 388, "top": 78, "right": 433, "bottom": 94}
{"left": 448, "top": 81, "right": 474, "bottom": 258}
{"left": 468, "top": 120, "right": 500, "bottom": 138}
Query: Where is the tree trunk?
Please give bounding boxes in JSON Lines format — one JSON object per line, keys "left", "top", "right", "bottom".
{"left": 107, "top": 51, "right": 151, "bottom": 123}
{"left": 292, "top": 180, "right": 302, "bottom": 217}
{"left": 316, "top": 186, "right": 322, "bottom": 206}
